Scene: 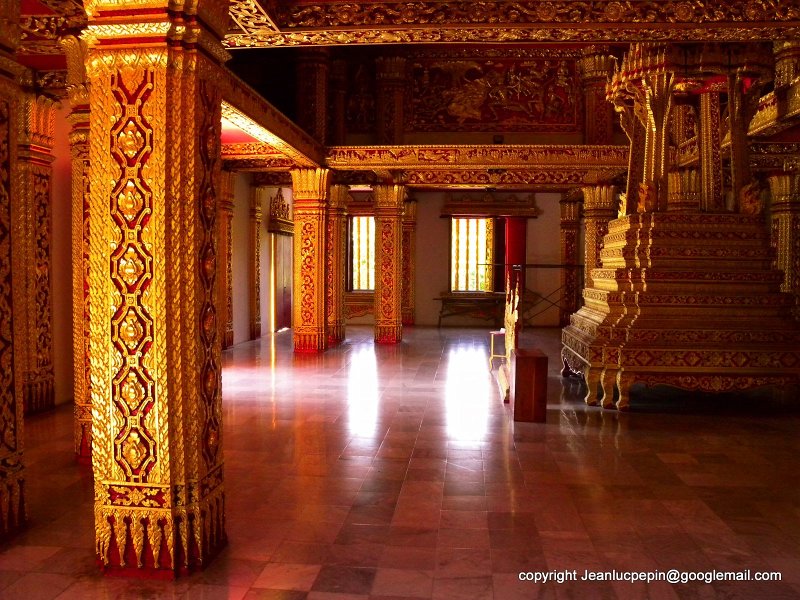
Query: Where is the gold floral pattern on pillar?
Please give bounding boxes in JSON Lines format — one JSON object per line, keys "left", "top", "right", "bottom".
{"left": 291, "top": 168, "right": 330, "bottom": 353}
{"left": 62, "top": 33, "right": 93, "bottom": 458}
{"left": 374, "top": 184, "right": 404, "bottom": 344}
{"left": 17, "top": 92, "right": 56, "bottom": 415}
{"left": 87, "top": 3, "right": 227, "bottom": 572}
{"left": 401, "top": 200, "right": 416, "bottom": 325}
{"left": 218, "top": 169, "right": 234, "bottom": 349}
{"left": 249, "top": 186, "right": 263, "bottom": 340}
{"left": 0, "top": 70, "right": 27, "bottom": 537}
{"left": 559, "top": 193, "right": 581, "bottom": 326}
{"left": 327, "top": 185, "right": 348, "bottom": 346}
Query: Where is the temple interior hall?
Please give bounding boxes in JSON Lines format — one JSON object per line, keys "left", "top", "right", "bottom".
{"left": 2, "top": 0, "right": 800, "bottom": 597}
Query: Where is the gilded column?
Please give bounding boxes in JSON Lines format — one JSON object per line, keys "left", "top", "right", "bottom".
{"left": 296, "top": 49, "right": 329, "bottom": 144}
{"left": 768, "top": 172, "right": 800, "bottom": 317}
{"left": 84, "top": 0, "right": 229, "bottom": 574}
{"left": 578, "top": 47, "right": 615, "bottom": 145}
{"left": 401, "top": 199, "right": 417, "bottom": 326}
{"left": 16, "top": 87, "right": 56, "bottom": 415}
{"left": 291, "top": 168, "right": 330, "bottom": 353}
{"left": 375, "top": 56, "right": 406, "bottom": 145}
{"left": 582, "top": 185, "right": 616, "bottom": 290}
{"left": 699, "top": 91, "right": 724, "bottom": 211}
{"left": 374, "top": 184, "right": 404, "bottom": 343}
{"left": 559, "top": 192, "right": 582, "bottom": 326}
{"left": 218, "top": 170, "right": 234, "bottom": 349}
{"left": 249, "top": 186, "right": 263, "bottom": 340}
{"left": 327, "top": 184, "right": 348, "bottom": 346}
{"left": 62, "top": 35, "right": 93, "bottom": 458}
{"left": 0, "top": 0, "right": 27, "bottom": 537}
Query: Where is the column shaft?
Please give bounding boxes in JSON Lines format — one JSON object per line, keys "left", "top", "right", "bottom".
{"left": 16, "top": 90, "right": 56, "bottom": 415}
{"left": 699, "top": 92, "right": 724, "bottom": 211}
{"left": 559, "top": 195, "right": 581, "bottom": 326}
{"left": 769, "top": 173, "right": 800, "bottom": 317}
{"left": 582, "top": 186, "right": 617, "bottom": 290}
{"left": 375, "top": 57, "right": 406, "bottom": 145}
{"left": 291, "top": 168, "right": 330, "bottom": 353}
{"left": 578, "top": 49, "right": 615, "bottom": 145}
{"left": 296, "top": 50, "right": 329, "bottom": 144}
{"left": 85, "top": 2, "right": 229, "bottom": 573}
{"left": 374, "top": 184, "right": 404, "bottom": 343}
{"left": 249, "top": 186, "right": 263, "bottom": 340}
{"left": 327, "top": 185, "right": 348, "bottom": 345}
{"left": 401, "top": 200, "right": 417, "bottom": 326}
{"left": 62, "top": 35, "right": 93, "bottom": 458}
{"left": 0, "top": 3, "right": 27, "bottom": 536}
{"left": 218, "top": 170, "right": 234, "bottom": 349}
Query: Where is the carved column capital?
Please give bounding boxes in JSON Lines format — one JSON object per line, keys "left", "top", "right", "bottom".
{"left": 291, "top": 168, "right": 331, "bottom": 203}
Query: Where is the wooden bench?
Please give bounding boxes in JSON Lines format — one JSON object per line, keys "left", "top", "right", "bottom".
{"left": 436, "top": 292, "right": 505, "bottom": 327}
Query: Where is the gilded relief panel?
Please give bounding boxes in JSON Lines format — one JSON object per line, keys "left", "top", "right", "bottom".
{"left": 408, "top": 53, "right": 580, "bottom": 132}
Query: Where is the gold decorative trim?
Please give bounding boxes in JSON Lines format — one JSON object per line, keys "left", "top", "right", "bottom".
{"left": 219, "top": 80, "right": 323, "bottom": 168}
{"left": 441, "top": 191, "right": 540, "bottom": 217}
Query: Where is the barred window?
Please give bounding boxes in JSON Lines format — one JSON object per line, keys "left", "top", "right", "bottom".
{"left": 451, "top": 218, "right": 493, "bottom": 292}
{"left": 350, "top": 216, "right": 375, "bottom": 291}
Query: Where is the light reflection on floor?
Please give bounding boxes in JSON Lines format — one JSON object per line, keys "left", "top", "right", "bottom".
{"left": 6, "top": 325, "right": 800, "bottom": 599}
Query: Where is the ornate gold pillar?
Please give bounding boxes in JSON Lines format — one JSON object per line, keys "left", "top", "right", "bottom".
{"left": 218, "top": 170, "right": 234, "bottom": 349}
{"left": 62, "top": 35, "right": 93, "bottom": 458}
{"left": 291, "top": 168, "right": 330, "bottom": 353}
{"left": 578, "top": 47, "right": 615, "bottom": 145}
{"left": 581, "top": 185, "right": 616, "bottom": 290}
{"left": 559, "top": 192, "right": 581, "bottom": 326}
{"left": 0, "top": 0, "right": 27, "bottom": 537}
{"left": 84, "top": 0, "right": 229, "bottom": 574}
{"left": 249, "top": 186, "right": 263, "bottom": 340}
{"left": 769, "top": 172, "right": 800, "bottom": 317}
{"left": 402, "top": 199, "right": 417, "bottom": 326}
{"left": 699, "top": 91, "right": 724, "bottom": 211}
{"left": 327, "top": 184, "right": 348, "bottom": 346}
{"left": 375, "top": 57, "right": 406, "bottom": 145}
{"left": 296, "top": 49, "right": 329, "bottom": 144}
{"left": 16, "top": 87, "right": 56, "bottom": 415}
{"left": 374, "top": 184, "right": 404, "bottom": 343}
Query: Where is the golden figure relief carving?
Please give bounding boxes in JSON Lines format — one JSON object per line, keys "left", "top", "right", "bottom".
{"left": 409, "top": 57, "right": 578, "bottom": 132}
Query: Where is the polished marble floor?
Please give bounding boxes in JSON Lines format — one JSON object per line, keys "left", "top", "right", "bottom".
{"left": 2, "top": 326, "right": 800, "bottom": 599}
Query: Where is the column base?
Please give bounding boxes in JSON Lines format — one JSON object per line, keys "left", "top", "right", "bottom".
{"left": 74, "top": 404, "right": 92, "bottom": 462}
{"left": 96, "top": 484, "right": 226, "bottom": 577}
{"left": 327, "top": 324, "right": 345, "bottom": 347}
{"left": 23, "top": 371, "right": 54, "bottom": 415}
{"left": 0, "top": 471, "right": 26, "bottom": 539}
{"left": 375, "top": 324, "right": 402, "bottom": 344}
{"left": 294, "top": 329, "right": 327, "bottom": 353}
{"left": 401, "top": 309, "right": 415, "bottom": 326}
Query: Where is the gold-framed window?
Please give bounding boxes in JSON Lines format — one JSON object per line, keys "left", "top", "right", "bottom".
{"left": 350, "top": 215, "right": 375, "bottom": 291}
{"left": 451, "top": 217, "right": 494, "bottom": 292}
